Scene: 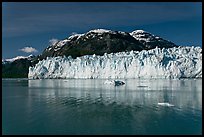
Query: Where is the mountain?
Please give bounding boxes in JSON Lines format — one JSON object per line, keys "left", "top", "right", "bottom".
{"left": 29, "top": 46, "right": 202, "bottom": 79}
{"left": 2, "top": 54, "right": 34, "bottom": 64}
{"left": 130, "top": 30, "right": 176, "bottom": 49}
{"left": 3, "top": 29, "right": 179, "bottom": 78}
{"left": 39, "top": 29, "right": 177, "bottom": 60}
{"left": 2, "top": 55, "right": 35, "bottom": 78}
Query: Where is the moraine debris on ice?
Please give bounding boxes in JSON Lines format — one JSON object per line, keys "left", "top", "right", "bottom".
{"left": 28, "top": 46, "right": 202, "bottom": 79}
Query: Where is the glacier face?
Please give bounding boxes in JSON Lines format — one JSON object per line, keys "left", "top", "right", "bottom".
{"left": 28, "top": 46, "right": 202, "bottom": 79}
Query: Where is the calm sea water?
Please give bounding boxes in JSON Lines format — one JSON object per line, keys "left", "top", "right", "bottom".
{"left": 2, "top": 79, "right": 202, "bottom": 135}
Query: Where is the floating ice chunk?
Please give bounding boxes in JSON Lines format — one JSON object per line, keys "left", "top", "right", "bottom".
{"left": 104, "top": 80, "right": 125, "bottom": 86}
{"left": 115, "top": 80, "right": 125, "bottom": 86}
{"left": 158, "top": 102, "right": 174, "bottom": 107}
{"left": 104, "top": 80, "right": 114, "bottom": 85}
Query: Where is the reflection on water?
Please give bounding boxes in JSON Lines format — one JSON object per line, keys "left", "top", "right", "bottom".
{"left": 3, "top": 79, "right": 202, "bottom": 135}
{"left": 28, "top": 79, "right": 202, "bottom": 111}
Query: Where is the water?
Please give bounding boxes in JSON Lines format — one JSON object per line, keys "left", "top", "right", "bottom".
{"left": 2, "top": 79, "right": 202, "bottom": 135}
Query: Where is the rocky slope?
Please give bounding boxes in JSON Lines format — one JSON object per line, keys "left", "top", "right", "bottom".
{"left": 39, "top": 29, "right": 177, "bottom": 60}
{"left": 3, "top": 29, "right": 179, "bottom": 78}
{"left": 2, "top": 55, "right": 35, "bottom": 78}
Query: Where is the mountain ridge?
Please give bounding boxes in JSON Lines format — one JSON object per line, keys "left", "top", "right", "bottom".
{"left": 2, "top": 28, "right": 180, "bottom": 78}
{"left": 38, "top": 29, "right": 177, "bottom": 60}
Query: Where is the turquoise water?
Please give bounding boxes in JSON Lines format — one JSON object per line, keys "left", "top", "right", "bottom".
{"left": 2, "top": 79, "right": 202, "bottom": 135}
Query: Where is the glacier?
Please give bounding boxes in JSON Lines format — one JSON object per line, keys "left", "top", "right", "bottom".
{"left": 28, "top": 46, "right": 202, "bottom": 79}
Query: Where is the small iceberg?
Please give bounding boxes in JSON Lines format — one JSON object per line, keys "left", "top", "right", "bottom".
{"left": 158, "top": 102, "right": 174, "bottom": 107}
{"left": 104, "top": 80, "right": 125, "bottom": 86}
{"left": 63, "top": 80, "right": 69, "bottom": 82}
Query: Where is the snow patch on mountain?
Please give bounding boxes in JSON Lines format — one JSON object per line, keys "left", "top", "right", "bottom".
{"left": 53, "top": 39, "right": 70, "bottom": 51}
{"left": 130, "top": 30, "right": 157, "bottom": 42}
{"left": 2, "top": 54, "right": 35, "bottom": 64}
{"left": 68, "top": 33, "right": 83, "bottom": 40}
{"left": 2, "top": 54, "right": 34, "bottom": 62}
{"left": 28, "top": 46, "right": 202, "bottom": 79}
{"left": 6, "top": 56, "right": 28, "bottom": 62}
{"left": 88, "top": 29, "right": 116, "bottom": 34}
{"left": 43, "top": 29, "right": 176, "bottom": 55}
{"left": 45, "top": 29, "right": 117, "bottom": 52}
{"left": 131, "top": 30, "right": 146, "bottom": 34}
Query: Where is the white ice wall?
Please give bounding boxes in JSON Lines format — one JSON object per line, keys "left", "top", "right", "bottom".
{"left": 28, "top": 46, "right": 202, "bottom": 79}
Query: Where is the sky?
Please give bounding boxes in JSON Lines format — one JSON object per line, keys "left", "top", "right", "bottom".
{"left": 2, "top": 2, "right": 202, "bottom": 59}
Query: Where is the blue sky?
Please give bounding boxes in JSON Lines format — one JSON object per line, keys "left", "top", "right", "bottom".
{"left": 2, "top": 2, "right": 202, "bottom": 59}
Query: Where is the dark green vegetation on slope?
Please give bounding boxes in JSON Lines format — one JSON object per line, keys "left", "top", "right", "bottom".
{"left": 2, "top": 59, "right": 31, "bottom": 78}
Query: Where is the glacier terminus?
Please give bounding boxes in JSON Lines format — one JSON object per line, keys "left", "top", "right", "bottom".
{"left": 28, "top": 46, "right": 202, "bottom": 79}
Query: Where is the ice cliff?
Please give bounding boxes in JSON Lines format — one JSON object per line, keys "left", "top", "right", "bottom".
{"left": 28, "top": 46, "right": 202, "bottom": 79}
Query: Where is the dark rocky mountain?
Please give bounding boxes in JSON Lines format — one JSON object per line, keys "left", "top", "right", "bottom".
{"left": 130, "top": 30, "right": 177, "bottom": 49}
{"left": 2, "top": 55, "right": 35, "bottom": 78}
{"left": 2, "top": 58, "right": 32, "bottom": 78}
{"left": 39, "top": 29, "right": 177, "bottom": 60}
{"left": 2, "top": 29, "right": 177, "bottom": 78}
